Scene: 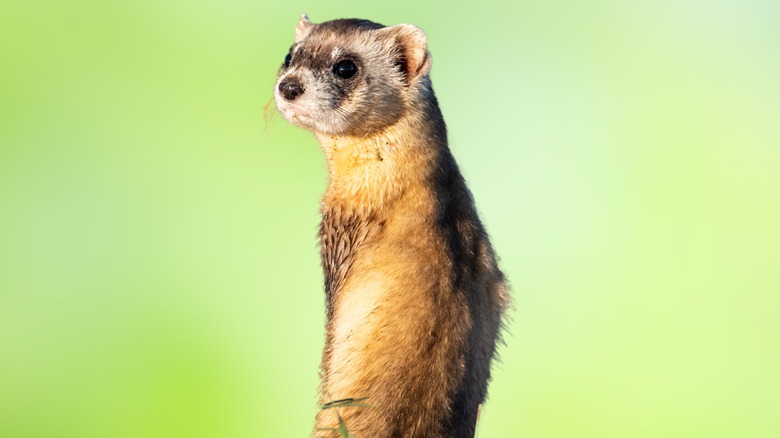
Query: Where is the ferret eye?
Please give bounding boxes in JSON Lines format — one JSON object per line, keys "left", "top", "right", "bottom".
{"left": 333, "top": 60, "right": 357, "bottom": 79}
{"left": 284, "top": 52, "right": 292, "bottom": 68}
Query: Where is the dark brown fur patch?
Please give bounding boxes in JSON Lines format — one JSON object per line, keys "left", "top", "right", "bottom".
{"left": 424, "top": 94, "right": 507, "bottom": 437}
{"left": 318, "top": 206, "right": 373, "bottom": 319}
{"left": 312, "top": 19, "right": 386, "bottom": 35}
{"left": 430, "top": 151, "right": 506, "bottom": 437}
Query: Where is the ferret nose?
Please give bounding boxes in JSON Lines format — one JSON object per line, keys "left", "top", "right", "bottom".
{"left": 279, "top": 80, "right": 304, "bottom": 101}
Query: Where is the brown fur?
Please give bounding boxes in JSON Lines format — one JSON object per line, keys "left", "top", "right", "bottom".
{"left": 274, "top": 15, "right": 510, "bottom": 437}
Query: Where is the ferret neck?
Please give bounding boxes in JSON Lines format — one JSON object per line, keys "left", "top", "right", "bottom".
{"left": 315, "top": 111, "right": 439, "bottom": 214}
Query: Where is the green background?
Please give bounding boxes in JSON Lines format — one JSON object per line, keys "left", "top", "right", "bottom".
{"left": 1, "top": 1, "right": 778, "bottom": 437}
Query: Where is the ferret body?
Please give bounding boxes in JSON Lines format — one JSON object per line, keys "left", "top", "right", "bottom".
{"left": 274, "top": 15, "right": 510, "bottom": 438}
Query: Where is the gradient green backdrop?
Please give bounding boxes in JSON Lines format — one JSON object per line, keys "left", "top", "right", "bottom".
{"left": 1, "top": 1, "right": 778, "bottom": 437}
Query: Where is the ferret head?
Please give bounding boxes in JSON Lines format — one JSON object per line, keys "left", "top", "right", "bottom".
{"left": 274, "top": 15, "right": 432, "bottom": 136}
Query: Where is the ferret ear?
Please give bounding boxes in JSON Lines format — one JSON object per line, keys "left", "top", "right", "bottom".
{"left": 376, "top": 24, "right": 432, "bottom": 83}
{"left": 295, "top": 13, "right": 313, "bottom": 43}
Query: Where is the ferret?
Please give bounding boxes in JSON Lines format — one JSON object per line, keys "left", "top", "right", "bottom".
{"left": 273, "top": 14, "right": 510, "bottom": 438}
